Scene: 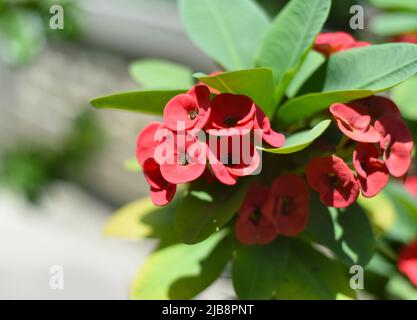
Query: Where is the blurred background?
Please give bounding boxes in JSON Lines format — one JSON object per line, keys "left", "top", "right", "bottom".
{"left": 0, "top": 0, "right": 414, "bottom": 299}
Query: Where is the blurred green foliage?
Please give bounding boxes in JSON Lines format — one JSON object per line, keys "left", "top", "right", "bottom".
{"left": 0, "top": 0, "right": 81, "bottom": 65}
{"left": 0, "top": 111, "right": 105, "bottom": 202}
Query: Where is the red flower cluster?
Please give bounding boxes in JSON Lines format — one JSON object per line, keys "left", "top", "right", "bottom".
{"left": 307, "top": 96, "right": 413, "bottom": 208}
{"left": 136, "top": 85, "right": 285, "bottom": 206}
{"left": 236, "top": 174, "right": 309, "bottom": 245}
{"left": 314, "top": 32, "right": 370, "bottom": 57}
{"left": 398, "top": 238, "right": 417, "bottom": 288}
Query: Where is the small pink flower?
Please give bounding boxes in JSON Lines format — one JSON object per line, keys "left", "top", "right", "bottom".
{"left": 353, "top": 143, "right": 389, "bottom": 198}
{"left": 307, "top": 155, "right": 360, "bottom": 208}
{"left": 136, "top": 122, "right": 164, "bottom": 166}
{"left": 314, "top": 32, "right": 370, "bottom": 57}
{"left": 206, "top": 93, "right": 256, "bottom": 136}
{"left": 236, "top": 184, "right": 277, "bottom": 245}
{"left": 254, "top": 106, "right": 286, "bottom": 148}
{"left": 262, "top": 174, "right": 310, "bottom": 236}
{"left": 398, "top": 238, "right": 417, "bottom": 287}
{"left": 163, "top": 85, "right": 211, "bottom": 132}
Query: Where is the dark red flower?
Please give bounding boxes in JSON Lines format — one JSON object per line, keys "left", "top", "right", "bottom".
{"left": 405, "top": 176, "right": 417, "bottom": 198}
{"left": 207, "top": 135, "right": 260, "bottom": 185}
{"left": 262, "top": 174, "right": 309, "bottom": 236}
{"left": 398, "top": 238, "right": 417, "bottom": 287}
{"left": 307, "top": 156, "right": 360, "bottom": 208}
{"left": 163, "top": 85, "right": 211, "bottom": 132}
{"left": 206, "top": 93, "right": 256, "bottom": 136}
{"left": 353, "top": 143, "right": 389, "bottom": 198}
{"left": 393, "top": 33, "right": 417, "bottom": 45}
{"left": 254, "top": 106, "right": 286, "bottom": 148}
{"left": 235, "top": 184, "right": 277, "bottom": 245}
{"left": 314, "top": 32, "right": 370, "bottom": 57}
{"left": 374, "top": 115, "right": 413, "bottom": 178}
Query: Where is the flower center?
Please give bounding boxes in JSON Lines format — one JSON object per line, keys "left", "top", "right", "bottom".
{"left": 328, "top": 173, "right": 340, "bottom": 187}
{"left": 178, "top": 152, "right": 190, "bottom": 166}
{"left": 249, "top": 209, "right": 262, "bottom": 224}
{"left": 224, "top": 116, "right": 237, "bottom": 127}
{"left": 189, "top": 108, "right": 199, "bottom": 120}
{"left": 276, "top": 196, "right": 293, "bottom": 216}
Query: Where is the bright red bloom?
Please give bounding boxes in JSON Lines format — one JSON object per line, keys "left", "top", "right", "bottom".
{"left": 142, "top": 158, "right": 176, "bottom": 206}
{"left": 374, "top": 115, "right": 413, "bottom": 178}
{"left": 314, "top": 32, "right": 370, "bottom": 57}
{"left": 235, "top": 184, "right": 277, "bottom": 245}
{"left": 163, "top": 85, "right": 211, "bottom": 132}
{"left": 254, "top": 106, "right": 286, "bottom": 148}
{"left": 330, "top": 101, "right": 381, "bottom": 143}
{"left": 136, "top": 122, "right": 164, "bottom": 166}
{"left": 405, "top": 176, "right": 417, "bottom": 198}
{"left": 262, "top": 174, "right": 309, "bottom": 236}
{"left": 398, "top": 238, "right": 417, "bottom": 287}
{"left": 353, "top": 143, "right": 389, "bottom": 198}
{"left": 393, "top": 33, "right": 417, "bottom": 45}
{"left": 206, "top": 93, "right": 256, "bottom": 136}
{"left": 307, "top": 155, "right": 360, "bottom": 208}
{"left": 207, "top": 136, "right": 260, "bottom": 185}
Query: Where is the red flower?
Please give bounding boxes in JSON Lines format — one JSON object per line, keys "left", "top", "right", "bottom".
{"left": 398, "top": 238, "right": 417, "bottom": 287}
{"left": 314, "top": 32, "right": 370, "bottom": 57}
{"left": 136, "top": 122, "right": 177, "bottom": 206}
{"left": 374, "top": 115, "right": 413, "bottom": 178}
{"left": 158, "top": 132, "right": 207, "bottom": 184}
{"left": 236, "top": 184, "right": 277, "bottom": 245}
{"left": 307, "top": 155, "right": 360, "bottom": 208}
{"left": 262, "top": 174, "right": 310, "bottom": 236}
{"left": 330, "top": 101, "right": 381, "bottom": 143}
{"left": 353, "top": 143, "right": 389, "bottom": 198}
{"left": 405, "top": 176, "right": 417, "bottom": 198}
{"left": 163, "top": 85, "right": 211, "bottom": 132}
{"left": 393, "top": 33, "right": 417, "bottom": 45}
{"left": 207, "top": 135, "right": 260, "bottom": 185}
{"left": 206, "top": 93, "right": 256, "bottom": 136}
{"left": 254, "top": 106, "right": 286, "bottom": 148}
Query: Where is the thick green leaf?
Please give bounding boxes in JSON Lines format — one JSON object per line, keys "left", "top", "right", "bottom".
{"left": 256, "top": 0, "right": 331, "bottom": 94}
{"left": 131, "top": 230, "right": 231, "bottom": 300}
{"left": 323, "top": 43, "right": 417, "bottom": 92}
{"left": 286, "top": 51, "right": 326, "bottom": 98}
{"left": 387, "top": 273, "right": 417, "bottom": 300}
{"left": 195, "top": 68, "right": 274, "bottom": 116}
{"left": 370, "top": 0, "right": 417, "bottom": 12}
{"left": 391, "top": 75, "right": 417, "bottom": 120}
{"left": 176, "top": 180, "right": 249, "bottom": 244}
{"left": 103, "top": 197, "right": 177, "bottom": 243}
{"left": 90, "top": 90, "right": 185, "bottom": 115}
{"left": 179, "top": 0, "right": 269, "bottom": 70}
{"left": 277, "top": 44, "right": 417, "bottom": 124}
{"left": 263, "top": 120, "right": 330, "bottom": 154}
{"left": 129, "top": 59, "right": 194, "bottom": 89}
{"left": 305, "top": 197, "right": 375, "bottom": 266}
{"left": 371, "top": 13, "right": 417, "bottom": 37}
{"left": 232, "top": 237, "right": 355, "bottom": 300}
{"left": 276, "top": 90, "right": 373, "bottom": 124}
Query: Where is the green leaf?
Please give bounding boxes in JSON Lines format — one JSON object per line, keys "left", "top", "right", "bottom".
{"left": 277, "top": 44, "right": 417, "bottom": 124}
{"left": 391, "top": 75, "right": 417, "bottom": 120}
{"left": 387, "top": 273, "right": 417, "bottom": 300}
{"left": 232, "top": 237, "right": 355, "bottom": 300}
{"left": 370, "top": 0, "right": 417, "bottom": 13}
{"left": 176, "top": 180, "right": 249, "bottom": 244}
{"left": 276, "top": 90, "right": 373, "bottom": 124}
{"left": 286, "top": 51, "right": 326, "bottom": 98}
{"left": 90, "top": 90, "right": 185, "bottom": 115}
{"left": 305, "top": 196, "right": 375, "bottom": 266}
{"left": 323, "top": 43, "right": 417, "bottom": 92}
{"left": 195, "top": 68, "right": 274, "bottom": 116}
{"left": 130, "top": 229, "right": 231, "bottom": 300}
{"left": 129, "top": 59, "right": 194, "bottom": 89}
{"left": 179, "top": 0, "right": 270, "bottom": 70}
{"left": 371, "top": 13, "right": 417, "bottom": 37}
{"left": 123, "top": 157, "right": 142, "bottom": 172}
{"left": 256, "top": 0, "right": 331, "bottom": 95}
{"left": 263, "top": 120, "right": 330, "bottom": 154}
